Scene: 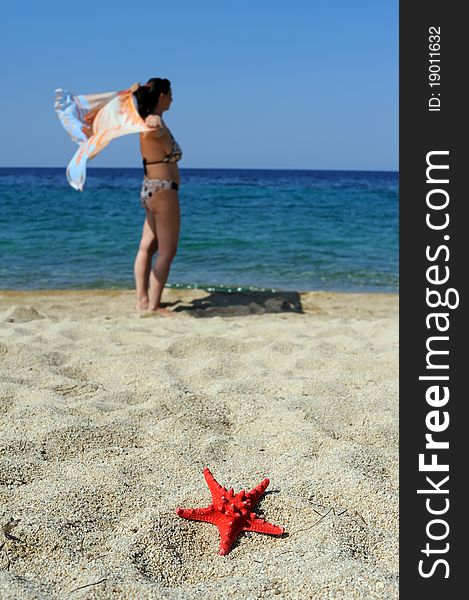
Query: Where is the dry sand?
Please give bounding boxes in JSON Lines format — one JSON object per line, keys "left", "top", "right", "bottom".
{"left": 0, "top": 288, "right": 398, "bottom": 599}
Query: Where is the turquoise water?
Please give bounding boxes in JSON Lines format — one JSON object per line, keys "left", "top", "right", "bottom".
{"left": 0, "top": 167, "right": 398, "bottom": 292}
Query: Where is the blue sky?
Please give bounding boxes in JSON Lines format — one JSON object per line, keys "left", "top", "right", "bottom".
{"left": 1, "top": 1, "right": 397, "bottom": 171}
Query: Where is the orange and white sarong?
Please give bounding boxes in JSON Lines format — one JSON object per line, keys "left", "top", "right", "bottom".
{"left": 54, "top": 83, "right": 152, "bottom": 191}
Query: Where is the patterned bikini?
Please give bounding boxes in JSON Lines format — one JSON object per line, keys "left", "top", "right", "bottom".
{"left": 140, "top": 123, "right": 182, "bottom": 209}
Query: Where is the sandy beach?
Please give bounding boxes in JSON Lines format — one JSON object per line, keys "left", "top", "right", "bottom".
{"left": 0, "top": 288, "right": 398, "bottom": 599}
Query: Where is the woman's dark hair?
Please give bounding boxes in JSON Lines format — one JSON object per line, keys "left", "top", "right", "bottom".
{"left": 133, "top": 78, "right": 171, "bottom": 119}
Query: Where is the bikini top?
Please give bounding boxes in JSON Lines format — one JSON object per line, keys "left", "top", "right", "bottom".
{"left": 142, "top": 120, "right": 182, "bottom": 174}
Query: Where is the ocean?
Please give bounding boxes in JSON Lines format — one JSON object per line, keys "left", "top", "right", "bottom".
{"left": 0, "top": 167, "right": 398, "bottom": 293}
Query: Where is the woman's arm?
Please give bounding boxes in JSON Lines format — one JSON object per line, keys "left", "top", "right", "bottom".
{"left": 142, "top": 115, "right": 173, "bottom": 153}
{"left": 143, "top": 114, "right": 165, "bottom": 137}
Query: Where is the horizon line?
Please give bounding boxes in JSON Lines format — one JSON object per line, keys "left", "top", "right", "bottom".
{"left": 0, "top": 166, "right": 399, "bottom": 173}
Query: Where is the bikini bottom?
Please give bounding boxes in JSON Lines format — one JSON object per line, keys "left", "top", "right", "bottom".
{"left": 140, "top": 178, "right": 179, "bottom": 209}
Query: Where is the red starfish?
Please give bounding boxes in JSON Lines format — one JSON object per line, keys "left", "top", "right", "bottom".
{"left": 176, "top": 467, "right": 284, "bottom": 555}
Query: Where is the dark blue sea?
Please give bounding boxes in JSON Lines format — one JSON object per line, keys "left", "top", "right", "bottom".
{"left": 0, "top": 168, "right": 398, "bottom": 293}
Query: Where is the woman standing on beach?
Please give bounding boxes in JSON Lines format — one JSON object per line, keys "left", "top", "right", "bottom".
{"left": 132, "top": 78, "right": 182, "bottom": 316}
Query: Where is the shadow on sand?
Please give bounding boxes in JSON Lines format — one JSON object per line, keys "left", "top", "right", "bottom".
{"left": 163, "top": 290, "right": 304, "bottom": 318}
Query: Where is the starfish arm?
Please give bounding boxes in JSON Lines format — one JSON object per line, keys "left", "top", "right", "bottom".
{"left": 243, "top": 516, "right": 284, "bottom": 536}
{"left": 217, "top": 520, "right": 243, "bottom": 556}
{"left": 176, "top": 506, "right": 219, "bottom": 524}
{"left": 204, "top": 467, "right": 227, "bottom": 502}
{"left": 246, "top": 477, "right": 270, "bottom": 506}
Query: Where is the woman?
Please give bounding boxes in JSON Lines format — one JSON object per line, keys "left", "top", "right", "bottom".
{"left": 132, "top": 78, "right": 182, "bottom": 316}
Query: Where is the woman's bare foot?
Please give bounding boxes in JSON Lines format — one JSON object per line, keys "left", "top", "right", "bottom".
{"left": 135, "top": 297, "right": 150, "bottom": 310}
{"left": 146, "top": 306, "right": 178, "bottom": 317}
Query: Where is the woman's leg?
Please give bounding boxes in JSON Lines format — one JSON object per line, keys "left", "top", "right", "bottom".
{"left": 147, "top": 188, "right": 180, "bottom": 314}
{"left": 134, "top": 208, "right": 158, "bottom": 309}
